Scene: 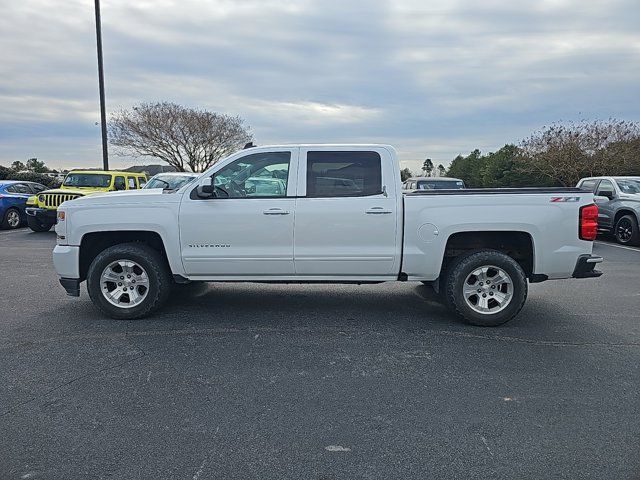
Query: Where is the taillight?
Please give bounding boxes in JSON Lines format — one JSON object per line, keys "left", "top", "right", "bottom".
{"left": 579, "top": 204, "right": 598, "bottom": 241}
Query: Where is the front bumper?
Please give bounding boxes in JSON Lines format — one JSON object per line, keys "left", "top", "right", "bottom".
{"left": 53, "top": 245, "right": 80, "bottom": 280}
{"left": 25, "top": 207, "right": 57, "bottom": 222}
{"left": 572, "top": 254, "right": 603, "bottom": 278}
{"left": 54, "top": 243, "right": 81, "bottom": 297}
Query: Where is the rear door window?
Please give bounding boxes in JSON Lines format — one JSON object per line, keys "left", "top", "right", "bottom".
{"left": 127, "top": 177, "right": 137, "bottom": 189}
{"left": 114, "top": 176, "right": 126, "bottom": 190}
{"left": 579, "top": 179, "right": 598, "bottom": 192}
{"left": 7, "top": 183, "right": 31, "bottom": 194}
{"left": 306, "top": 151, "right": 382, "bottom": 197}
{"left": 595, "top": 180, "right": 615, "bottom": 199}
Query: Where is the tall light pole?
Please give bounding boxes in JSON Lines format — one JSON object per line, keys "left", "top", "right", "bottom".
{"left": 94, "top": 0, "right": 109, "bottom": 170}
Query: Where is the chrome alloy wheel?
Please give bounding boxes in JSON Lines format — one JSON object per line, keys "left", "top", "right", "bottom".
{"left": 616, "top": 218, "right": 633, "bottom": 243}
{"left": 100, "top": 260, "right": 150, "bottom": 308}
{"left": 7, "top": 210, "right": 20, "bottom": 228}
{"left": 462, "top": 265, "right": 513, "bottom": 315}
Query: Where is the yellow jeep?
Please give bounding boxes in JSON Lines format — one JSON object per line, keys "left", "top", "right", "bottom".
{"left": 25, "top": 170, "right": 147, "bottom": 232}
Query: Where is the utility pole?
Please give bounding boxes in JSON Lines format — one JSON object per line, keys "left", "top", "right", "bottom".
{"left": 94, "top": 0, "right": 109, "bottom": 170}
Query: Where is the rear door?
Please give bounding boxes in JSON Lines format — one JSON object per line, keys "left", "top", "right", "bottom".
{"left": 294, "top": 148, "right": 400, "bottom": 277}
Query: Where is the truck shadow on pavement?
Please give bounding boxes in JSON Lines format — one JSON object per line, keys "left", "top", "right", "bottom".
{"left": 158, "top": 281, "right": 477, "bottom": 329}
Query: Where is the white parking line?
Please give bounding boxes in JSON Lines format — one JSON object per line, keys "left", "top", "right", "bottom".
{"left": 595, "top": 241, "right": 640, "bottom": 253}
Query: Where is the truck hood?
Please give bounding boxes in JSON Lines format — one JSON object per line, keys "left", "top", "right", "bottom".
{"left": 66, "top": 188, "right": 179, "bottom": 206}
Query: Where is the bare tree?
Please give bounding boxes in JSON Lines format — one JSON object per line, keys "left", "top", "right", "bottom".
{"left": 109, "top": 102, "right": 253, "bottom": 172}
{"left": 518, "top": 119, "right": 640, "bottom": 186}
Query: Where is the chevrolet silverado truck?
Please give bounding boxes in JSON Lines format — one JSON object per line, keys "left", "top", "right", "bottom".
{"left": 25, "top": 170, "right": 147, "bottom": 232}
{"left": 52, "top": 144, "right": 603, "bottom": 326}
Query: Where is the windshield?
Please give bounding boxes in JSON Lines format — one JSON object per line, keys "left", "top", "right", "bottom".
{"left": 63, "top": 173, "right": 111, "bottom": 188}
{"left": 615, "top": 178, "right": 640, "bottom": 194}
{"left": 144, "top": 174, "right": 197, "bottom": 190}
{"left": 416, "top": 179, "right": 465, "bottom": 190}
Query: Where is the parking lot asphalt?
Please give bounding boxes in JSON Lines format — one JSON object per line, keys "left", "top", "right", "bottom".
{"left": 1, "top": 229, "right": 639, "bottom": 480}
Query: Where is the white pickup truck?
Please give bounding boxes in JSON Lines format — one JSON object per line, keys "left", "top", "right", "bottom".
{"left": 53, "top": 144, "right": 603, "bottom": 326}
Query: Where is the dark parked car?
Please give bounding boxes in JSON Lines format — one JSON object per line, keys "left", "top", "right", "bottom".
{"left": 577, "top": 176, "right": 640, "bottom": 246}
{"left": 0, "top": 181, "right": 47, "bottom": 229}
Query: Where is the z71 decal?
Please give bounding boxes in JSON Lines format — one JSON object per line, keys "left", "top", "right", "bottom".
{"left": 550, "top": 196, "right": 580, "bottom": 202}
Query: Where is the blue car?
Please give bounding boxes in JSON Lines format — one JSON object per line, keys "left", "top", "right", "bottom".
{"left": 0, "top": 180, "right": 47, "bottom": 229}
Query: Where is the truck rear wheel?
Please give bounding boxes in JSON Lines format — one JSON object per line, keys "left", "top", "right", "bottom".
{"left": 27, "top": 215, "right": 53, "bottom": 232}
{"left": 444, "top": 250, "right": 527, "bottom": 327}
{"left": 87, "top": 243, "right": 171, "bottom": 319}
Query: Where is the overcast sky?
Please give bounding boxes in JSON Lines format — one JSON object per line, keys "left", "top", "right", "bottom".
{"left": 1, "top": 0, "right": 638, "bottom": 172}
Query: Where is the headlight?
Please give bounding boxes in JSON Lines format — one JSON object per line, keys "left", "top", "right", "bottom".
{"left": 55, "top": 210, "right": 68, "bottom": 244}
{"left": 38, "top": 194, "right": 45, "bottom": 202}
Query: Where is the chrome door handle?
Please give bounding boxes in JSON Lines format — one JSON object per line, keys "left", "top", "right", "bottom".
{"left": 365, "top": 207, "right": 393, "bottom": 214}
{"left": 263, "top": 208, "right": 290, "bottom": 215}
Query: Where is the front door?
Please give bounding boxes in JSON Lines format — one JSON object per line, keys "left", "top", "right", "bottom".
{"left": 179, "top": 148, "right": 297, "bottom": 277}
{"left": 293, "top": 148, "right": 400, "bottom": 277}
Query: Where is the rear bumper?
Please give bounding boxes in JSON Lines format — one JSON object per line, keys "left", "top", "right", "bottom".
{"left": 572, "top": 254, "right": 603, "bottom": 278}
{"left": 25, "top": 207, "right": 56, "bottom": 222}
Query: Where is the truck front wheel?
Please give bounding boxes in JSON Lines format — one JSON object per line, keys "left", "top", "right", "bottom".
{"left": 87, "top": 243, "right": 172, "bottom": 319}
{"left": 444, "top": 250, "right": 527, "bottom": 327}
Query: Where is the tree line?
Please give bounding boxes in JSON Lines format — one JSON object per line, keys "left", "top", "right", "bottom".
{"left": 404, "top": 119, "right": 640, "bottom": 187}
{"left": 0, "top": 159, "right": 61, "bottom": 187}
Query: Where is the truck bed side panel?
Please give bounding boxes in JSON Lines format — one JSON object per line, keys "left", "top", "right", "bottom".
{"left": 402, "top": 192, "right": 595, "bottom": 281}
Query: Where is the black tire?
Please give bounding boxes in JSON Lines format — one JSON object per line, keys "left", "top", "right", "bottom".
{"left": 614, "top": 214, "right": 640, "bottom": 246}
{"left": 27, "top": 215, "right": 53, "bottom": 232}
{"left": 87, "top": 243, "right": 172, "bottom": 319}
{"left": 2, "top": 208, "right": 22, "bottom": 229}
{"left": 443, "top": 250, "right": 527, "bottom": 327}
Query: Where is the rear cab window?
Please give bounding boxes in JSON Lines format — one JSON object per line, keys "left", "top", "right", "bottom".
{"left": 305, "top": 151, "right": 382, "bottom": 197}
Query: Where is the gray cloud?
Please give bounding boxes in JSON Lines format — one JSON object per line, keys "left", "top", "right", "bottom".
{"left": 0, "top": 0, "right": 638, "bottom": 172}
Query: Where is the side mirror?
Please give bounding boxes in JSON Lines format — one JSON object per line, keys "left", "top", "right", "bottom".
{"left": 594, "top": 195, "right": 610, "bottom": 204}
{"left": 115, "top": 183, "right": 126, "bottom": 191}
{"left": 196, "top": 176, "right": 214, "bottom": 198}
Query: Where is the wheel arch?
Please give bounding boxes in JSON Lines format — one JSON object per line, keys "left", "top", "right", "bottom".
{"left": 439, "top": 230, "right": 535, "bottom": 280}
{"left": 79, "top": 230, "right": 171, "bottom": 281}
{"left": 613, "top": 208, "right": 639, "bottom": 225}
